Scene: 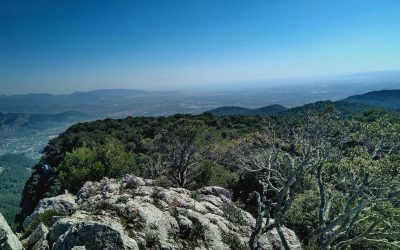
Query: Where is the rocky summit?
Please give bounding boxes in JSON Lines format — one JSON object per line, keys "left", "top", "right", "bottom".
{"left": 1, "top": 175, "right": 301, "bottom": 250}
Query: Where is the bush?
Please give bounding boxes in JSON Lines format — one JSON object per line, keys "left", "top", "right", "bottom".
{"left": 221, "top": 231, "right": 247, "bottom": 250}
{"left": 222, "top": 203, "right": 247, "bottom": 225}
{"left": 194, "top": 161, "right": 237, "bottom": 189}
{"left": 38, "top": 209, "right": 62, "bottom": 227}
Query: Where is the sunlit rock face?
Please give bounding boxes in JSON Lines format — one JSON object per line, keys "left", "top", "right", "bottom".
{"left": 18, "top": 175, "right": 301, "bottom": 250}
{"left": 0, "top": 212, "right": 23, "bottom": 250}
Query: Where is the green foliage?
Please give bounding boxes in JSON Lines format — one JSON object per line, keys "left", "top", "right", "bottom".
{"left": 96, "top": 137, "right": 139, "bottom": 178}
{"left": 22, "top": 209, "right": 62, "bottom": 237}
{"left": 221, "top": 231, "right": 247, "bottom": 250}
{"left": 58, "top": 147, "right": 106, "bottom": 193}
{"left": 194, "top": 161, "right": 237, "bottom": 189}
{"left": 285, "top": 188, "right": 346, "bottom": 243}
{"left": 222, "top": 203, "right": 247, "bottom": 226}
{"left": 37, "top": 209, "right": 62, "bottom": 227}
{"left": 19, "top": 114, "right": 267, "bottom": 223}
{"left": 0, "top": 154, "right": 36, "bottom": 231}
{"left": 53, "top": 138, "right": 139, "bottom": 193}
{"left": 284, "top": 189, "right": 320, "bottom": 242}
{"left": 344, "top": 89, "right": 400, "bottom": 110}
{"left": 207, "top": 104, "right": 287, "bottom": 116}
{"left": 16, "top": 110, "right": 400, "bottom": 248}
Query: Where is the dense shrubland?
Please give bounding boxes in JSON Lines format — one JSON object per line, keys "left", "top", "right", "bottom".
{"left": 18, "top": 110, "right": 400, "bottom": 248}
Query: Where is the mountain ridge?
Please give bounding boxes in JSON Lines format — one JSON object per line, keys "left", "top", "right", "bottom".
{"left": 205, "top": 89, "right": 400, "bottom": 116}
{"left": 343, "top": 89, "right": 400, "bottom": 109}
{"left": 206, "top": 104, "right": 287, "bottom": 116}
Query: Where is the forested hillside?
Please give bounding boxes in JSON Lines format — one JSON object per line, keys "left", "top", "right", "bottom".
{"left": 205, "top": 89, "right": 400, "bottom": 117}
{"left": 18, "top": 108, "right": 400, "bottom": 248}
{"left": 0, "top": 111, "right": 91, "bottom": 136}
{"left": 344, "top": 89, "right": 400, "bottom": 109}
{"left": 0, "top": 112, "right": 92, "bottom": 159}
{"left": 207, "top": 104, "right": 287, "bottom": 116}
{"left": 206, "top": 100, "right": 384, "bottom": 117}
{"left": 0, "top": 154, "right": 36, "bottom": 230}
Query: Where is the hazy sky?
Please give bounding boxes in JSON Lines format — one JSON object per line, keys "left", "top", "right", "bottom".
{"left": 1, "top": 0, "right": 400, "bottom": 94}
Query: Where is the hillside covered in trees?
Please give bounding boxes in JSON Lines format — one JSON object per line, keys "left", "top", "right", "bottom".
{"left": 0, "top": 154, "right": 36, "bottom": 230}
{"left": 17, "top": 105, "right": 400, "bottom": 249}
{"left": 205, "top": 90, "right": 400, "bottom": 117}
{"left": 344, "top": 89, "right": 400, "bottom": 109}
{"left": 207, "top": 104, "right": 288, "bottom": 116}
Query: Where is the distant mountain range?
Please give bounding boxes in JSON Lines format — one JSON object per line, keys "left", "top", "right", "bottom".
{"left": 344, "top": 90, "right": 400, "bottom": 109}
{"left": 206, "top": 89, "right": 400, "bottom": 116}
{"left": 1, "top": 80, "right": 399, "bottom": 117}
{"left": 0, "top": 89, "right": 149, "bottom": 116}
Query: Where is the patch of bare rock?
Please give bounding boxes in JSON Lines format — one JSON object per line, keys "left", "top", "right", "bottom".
{"left": 2, "top": 175, "right": 301, "bottom": 249}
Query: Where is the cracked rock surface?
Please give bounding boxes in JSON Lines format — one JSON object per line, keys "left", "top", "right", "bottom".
{"left": 13, "top": 175, "right": 301, "bottom": 249}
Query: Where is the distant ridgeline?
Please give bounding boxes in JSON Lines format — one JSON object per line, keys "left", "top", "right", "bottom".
{"left": 206, "top": 89, "right": 400, "bottom": 116}
{"left": 0, "top": 89, "right": 148, "bottom": 114}
{"left": 344, "top": 89, "right": 400, "bottom": 109}
{"left": 206, "top": 104, "right": 288, "bottom": 116}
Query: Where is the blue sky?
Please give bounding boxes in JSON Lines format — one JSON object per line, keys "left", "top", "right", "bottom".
{"left": 1, "top": 0, "right": 400, "bottom": 94}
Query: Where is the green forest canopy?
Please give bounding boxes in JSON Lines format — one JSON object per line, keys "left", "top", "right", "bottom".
{"left": 18, "top": 107, "right": 400, "bottom": 248}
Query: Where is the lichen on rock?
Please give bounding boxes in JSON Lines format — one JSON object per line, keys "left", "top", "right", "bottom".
{"left": 18, "top": 175, "right": 301, "bottom": 250}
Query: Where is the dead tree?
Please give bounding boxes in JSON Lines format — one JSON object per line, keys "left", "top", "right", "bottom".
{"left": 235, "top": 111, "right": 339, "bottom": 249}
{"left": 308, "top": 117, "right": 400, "bottom": 249}
{"left": 161, "top": 120, "right": 217, "bottom": 187}
{"left": 144, "top": 153, "right": 168, "bottom": 179}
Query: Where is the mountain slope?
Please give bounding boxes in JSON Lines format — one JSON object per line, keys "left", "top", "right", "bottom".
{"left": 0, "top": 89, "right": 149, "bottom": 115}
{"left": 343, "top": 89, "right": 400, "bottom": 109}
{"left": 280, "top": 101, "right": 378, "bottom": 116}
{"left": 0, "top": 112, "right": 93, "bottom": 158}
{"left": 206, "top": 101, "right": 377, "bottom": 117}
{"left": 206, "top": 104, "right": 288, "bottom": 116}
{"left": 0, "top": 111, "right": 91, "bottom": 132}
{"left": 0, "top": 154, "right": 36, "bottom": 230}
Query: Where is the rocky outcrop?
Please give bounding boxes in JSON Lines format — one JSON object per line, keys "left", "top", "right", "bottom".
{"left": 19, "top": 175, "right": 301, "bottom": 250}
{"left": 51, "top": 213, "right": 138, "bottom": 250}
{"left": 0, "top": 212, "right": 23, "bottom": 250}
{"left": 21, "top": 222, "right": 49, "bottom": 250}
{"left": 23, "top": 193, "right": 78, "bottom": 230}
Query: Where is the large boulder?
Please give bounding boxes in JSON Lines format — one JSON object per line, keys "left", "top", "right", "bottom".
{"left": 21, "top": 175, "right": 301, "bottom": 250}
{"left": 51, "top": 213, "right": 138, "bottom": 250}
{"left": 0, "top": 212, "right": 23, "bottom": 250}
{"left": 21, "top": 222, "right": 49, "bottom": 250}
{"left": 23, "top": 193, "right": 77, "bottom": 229}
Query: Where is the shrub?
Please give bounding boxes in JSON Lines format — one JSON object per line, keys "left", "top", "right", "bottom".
{"left": 38, "top": 209, "right": 62, "bottom": 227}
{"left": 221, "top": 231, "right": 247, "bottom": 250}
{"left": 222, "top": 203, "right": 247, "bottom": 225}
